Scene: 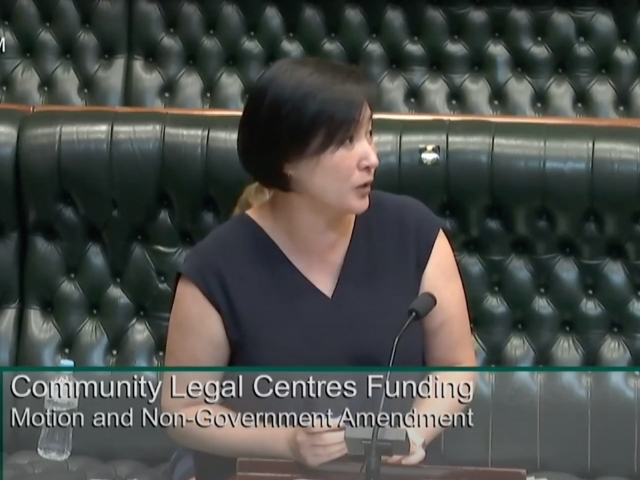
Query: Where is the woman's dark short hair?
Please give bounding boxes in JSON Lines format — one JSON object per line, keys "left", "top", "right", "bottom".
{"left": 237, "top": 57, "right": 378, "bottom": 191}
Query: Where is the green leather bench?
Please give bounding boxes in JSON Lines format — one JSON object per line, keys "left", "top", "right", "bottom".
{"left": 2, "top": 109, "right": 640, "bottom": 479}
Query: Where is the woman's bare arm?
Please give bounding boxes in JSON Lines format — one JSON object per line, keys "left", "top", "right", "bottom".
{"left": 161, "top": 277, "right": 295, "bottom": 459}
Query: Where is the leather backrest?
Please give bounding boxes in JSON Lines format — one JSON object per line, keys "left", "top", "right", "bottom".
{"left": 16, "top": 111, "right": 640, "bottom": 370}
{"left": 12, "top": 110, "right": 640, "bottom": 468}
{"left": 427, "top": 370, "right": 640, "bottom": 478}
{"left": 2, "top": 0, "right": 640, "bottom": 118}
{"left": 11, "top": 110, "right": 250, "bottom": 460}
{"left": 126, "top": 0, "right": 640, "bottom": 116}
{"left": 16, "top": 111, "right": 248, "bottom": 366}
{"left": 0, "top": 106, "right": 26, "bottom": 458}
{"left": 398, "top": 119, "right": 640, "bottom": 367}
{"left": 0, "top": 107, "right": 26, "bottom": 367}
{"left": 0, "top": 0, "right": 129, "bottom": 106}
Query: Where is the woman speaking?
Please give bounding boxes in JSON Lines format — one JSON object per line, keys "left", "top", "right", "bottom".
{"left": 162, "top": 56, "right": 476, "bottom": 480}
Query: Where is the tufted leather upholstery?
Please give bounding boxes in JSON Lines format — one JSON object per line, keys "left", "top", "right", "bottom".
{"left": 16, "top": 111, "right": 246, "bottom": 367}
{"left": 0, "top": 105, "right": 27, "bottom": 367}
{"left": 5, "top": 109, "right": 640, "bottom": 479}
{"left": 0, "top": 0, "right": 129, "bottom": 106}
{"left": 126, "top": 0, "right": 640, "bottom": 117}
{"left": 415, "top": 370, "right": 640, "bottom": 478}
{"left": 18, "top": 110, "right": 637, "bottom": 368}
{"left": 398, "top": 118, "right": 640, "bottom": 367}
{"left": 4, "top": 0, "right": 640, "bottom": 118}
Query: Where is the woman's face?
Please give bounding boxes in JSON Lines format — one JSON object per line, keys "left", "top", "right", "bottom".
{"left": 286, "top": 108, "right": 378, "bottom": 215}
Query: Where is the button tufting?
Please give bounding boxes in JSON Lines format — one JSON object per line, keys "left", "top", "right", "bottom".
{"left": 9, "top": 1, "right": 640, "bottom": 393}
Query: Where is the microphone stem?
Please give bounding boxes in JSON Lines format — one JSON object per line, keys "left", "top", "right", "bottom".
{"left": 365, "top": 312, "right": 416, "bottom": 480}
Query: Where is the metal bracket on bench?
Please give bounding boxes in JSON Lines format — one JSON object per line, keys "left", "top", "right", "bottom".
{"left": 419, "top": 144, "right": 440, "bottom": 165}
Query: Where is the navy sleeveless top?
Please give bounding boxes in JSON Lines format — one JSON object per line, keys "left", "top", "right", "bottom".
{"left": 176, "top": 190, "right": 443, "bottom": 480}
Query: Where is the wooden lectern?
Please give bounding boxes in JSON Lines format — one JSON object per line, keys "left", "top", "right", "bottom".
{"left": 232, "top": 458, "right": 527, "bottom": 480}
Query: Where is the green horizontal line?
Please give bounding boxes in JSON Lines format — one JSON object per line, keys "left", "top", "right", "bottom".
{"left": 0, "top": 366, "right": 639, "bottom": 372}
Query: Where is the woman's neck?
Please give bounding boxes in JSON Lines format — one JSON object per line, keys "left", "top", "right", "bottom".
{"left": 256, "top": 191, "right": 355, "bottom": 254}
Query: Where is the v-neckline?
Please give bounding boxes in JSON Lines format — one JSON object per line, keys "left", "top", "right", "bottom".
{"left": 241, "top": 212, "right": 361, "bottom": 301}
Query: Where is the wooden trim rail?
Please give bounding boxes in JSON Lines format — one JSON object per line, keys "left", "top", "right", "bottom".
{"left": 1, "top": 102, "right": 639, "bottom": 128}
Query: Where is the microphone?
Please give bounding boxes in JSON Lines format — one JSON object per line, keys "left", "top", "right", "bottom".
{"left": 362, "top": 292, "right": 437, "bottom": 480}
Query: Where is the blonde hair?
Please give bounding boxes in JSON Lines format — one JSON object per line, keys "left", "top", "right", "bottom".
{"left": 233, "top": 182, "right": 272, "bottom": 214}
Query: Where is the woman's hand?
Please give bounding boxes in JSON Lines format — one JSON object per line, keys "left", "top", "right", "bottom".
{"left": 382, "top": 428, "right": 426, "bottom": 465}
{"left": 287, "top": 419, "right": 347, "bottom": 467}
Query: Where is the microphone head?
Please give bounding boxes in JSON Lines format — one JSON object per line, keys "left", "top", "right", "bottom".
{"left": 408, "top": 292, "right": 437, "bottom": 319}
